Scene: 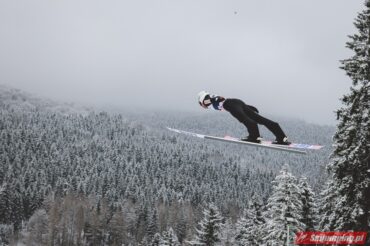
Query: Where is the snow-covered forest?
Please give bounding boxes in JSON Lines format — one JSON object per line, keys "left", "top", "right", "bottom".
{"left": 0, "top": 84, "right": 332, "bottom": 245}
{"left": 1, "top": 0, "right": 369, "bottom": 245}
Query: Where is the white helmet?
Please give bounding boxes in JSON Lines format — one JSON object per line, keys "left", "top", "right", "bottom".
{"left": 197, "top": 91, "right": 210, "bottom": 108}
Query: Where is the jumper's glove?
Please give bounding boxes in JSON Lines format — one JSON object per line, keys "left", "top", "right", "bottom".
{"left": 247, "top": 105, "right": 259, "bottom": 113}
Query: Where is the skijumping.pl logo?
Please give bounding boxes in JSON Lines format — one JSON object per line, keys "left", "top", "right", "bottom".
{"left": 295, "top": 232, "right": 367, "bottom": 245}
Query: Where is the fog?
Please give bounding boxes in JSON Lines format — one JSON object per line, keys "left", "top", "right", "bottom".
{"left": 0, "top": 0, "right": 364, "bottom": 125}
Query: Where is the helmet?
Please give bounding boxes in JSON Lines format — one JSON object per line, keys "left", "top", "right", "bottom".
{"left": 197, "top": 91, "right": 211, "bottom": 108}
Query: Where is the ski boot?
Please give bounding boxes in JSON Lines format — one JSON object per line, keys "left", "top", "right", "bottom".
{"left": 241, "top": 136, "right": 263, "bottom": 144}
{"left": 272, "top": 137, "right": 291, "bottom": 145}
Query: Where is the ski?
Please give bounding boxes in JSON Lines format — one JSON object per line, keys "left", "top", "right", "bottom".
{"left": 223, "top": 136, "right": 323, "bottom": 150}
{"left": 166, "top": 127, "right": 316, "bottom": 155}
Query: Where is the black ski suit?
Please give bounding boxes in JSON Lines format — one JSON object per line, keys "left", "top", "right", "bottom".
{"left": 210, "top": 96, "right": 287, "bottom": 140}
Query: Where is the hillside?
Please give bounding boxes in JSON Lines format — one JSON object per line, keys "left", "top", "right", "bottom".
{"left": 0, "top": 86, "right": 334, "bottom": 244}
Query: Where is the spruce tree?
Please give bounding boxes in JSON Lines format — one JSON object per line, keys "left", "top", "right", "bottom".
{"left": 161, "top": 227, "right": 180, "bottom": 246}
{"left": 234, "top": 215, "right": 249, "bottom": 245}
{"left": 263, "top": 165, "right": 305, "bottom": 246}
{"left": 219, "top": 218, "right": 235, "bottom": 246}
{"left": 188, "top": 204, "right": 224, "bottom": 246}
{"left": 317, "top": 179, "right": 336, "bottom": 231}
{"left": 298, "top": 177, "right": 316, "bottom": 231}
{"left": 320, "top": 0, "right": 370, "bottom": 236}
{"left": 234, "top": 198, "right": 264, "bottom": 245}
{"left": 174, "top": 209, "right": 187, "bottom": 243}
{"left": 151, "top": 233, "right": 162, "bottom": 246}
{"left": 147, "top": 206, "right": 159, "bottom": 240}
{"left": 0, "top": 183, "right": 12, "bottom": 225}
{"left": 108, "top": 210, "right": 126, "bottom": 245}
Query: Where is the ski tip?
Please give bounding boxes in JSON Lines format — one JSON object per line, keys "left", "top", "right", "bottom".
{"left": 311, "top": 145, "right": 324, "bottom": 150}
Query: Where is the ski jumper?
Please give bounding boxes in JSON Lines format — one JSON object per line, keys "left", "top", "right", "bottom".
{"left": 208, "top": 95, "right": 287, "bottom": 141}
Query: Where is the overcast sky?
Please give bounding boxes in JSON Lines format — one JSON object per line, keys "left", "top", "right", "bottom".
{"left": 0, "top": 0, "right": 365, "bottom": 125}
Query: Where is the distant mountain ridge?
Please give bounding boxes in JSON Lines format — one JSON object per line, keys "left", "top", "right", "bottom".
{"left": 0, "top": 84, "right": 91, "bottom": 115}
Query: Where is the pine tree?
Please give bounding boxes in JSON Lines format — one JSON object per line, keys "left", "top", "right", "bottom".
{"left": 108, "top": 210, "right": 126, "bottom": 246}
{"left": 151, "top": 233, "right": 162, "bottom": 246}
{"left": 188, "top": 204, "right": 224, "bottom": 246}
{"left": 317, "top": 179, "right": 336, "bottom": 231}
{"left": 320, "top": 0, "right": 370, "bottom": 237}
{"left": 219, "top": 218, "right": 235, "bottom": 246}
{"left": 0, "top": 183, "right": 12, "bottom": 225}
{"left": 298, "top": 177, "right": 316, "bottom": 231}
{"left": 263, "top": 165, "right": 305, "bottom": 246}
{"left": 147, "top": 206, "right": 159, "bottom": 240}
{"left": 234, "top": 198, "right": 264, "bottom": 245}
{"left": 11, "top": 181, "right": 24, "bottom": 231}
{"left": 174, "top": 208, "right": 187, "bottom": 243}
{"left": 234, "top": 215, "right": 249, "bottom": 245}
{"left": 161, "top": 227, "right": 180, "bottom": 246}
